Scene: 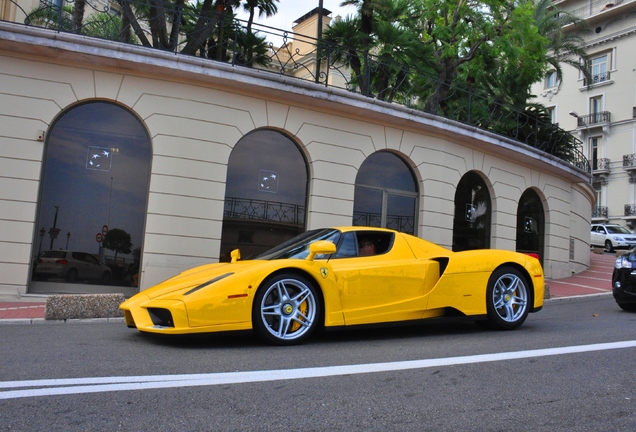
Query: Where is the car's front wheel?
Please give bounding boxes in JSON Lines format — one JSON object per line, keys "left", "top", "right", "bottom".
{"left": 482, "top": 267, "right": 529, "bottom": 330}
{"left": 252, "top": 274, "right": 321, "bottom": 345}
{"left": 605, "top": 240, "right": 614, "bottom": 253}
{"left": 617, "top": 302, "right": 636, "bottom": 312}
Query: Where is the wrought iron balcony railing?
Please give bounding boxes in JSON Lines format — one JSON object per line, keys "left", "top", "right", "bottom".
{"left": 576, "top": 111, "right": 611, "bottom": 127}
{"left": 566, "top": 0, "right": 632, "bottom": 21}
{"left": 592, "top": 206, "right": 608, "bottom": 218}
{"left": 583, "top": 72, "right": 611, "bottom": 86}
{"left": 353, "top": 212, "right": 415, "bottom": 234}
{"left": 592, "top": 157, "right": 610, "bottom": 172}
{"left": 224, "top": 197, "right": 304, "bottom": 225}
{"left": 623, "top": 154, "right": 636, "bottom": 170}
{"left": 625, "top": 204, "right": 636, "bottom": 217}
{"left": 5, "top": 0, "right": 590, "bottom": 174}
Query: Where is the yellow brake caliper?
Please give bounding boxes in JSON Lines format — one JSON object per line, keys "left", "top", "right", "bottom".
{"left": 290, "top": 300, "right": 308, "bottom": 332}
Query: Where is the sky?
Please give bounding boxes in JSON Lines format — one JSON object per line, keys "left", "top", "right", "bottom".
{"left": 235, "top": 0, "right": 357, "bottom": 32}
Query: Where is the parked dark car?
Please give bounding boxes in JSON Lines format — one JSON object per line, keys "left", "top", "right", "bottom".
{"left": 34, "top": 250, "right": 112, "bottom": 282}
{"left": 612, "top": 250, "right": 636, "bottom": 311}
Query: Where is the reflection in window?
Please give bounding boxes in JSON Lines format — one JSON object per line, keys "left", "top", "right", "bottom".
{"left": 353, "top": 151, "right": 417, "bottom": 234}
{"left": 34, "top": 102, "right": 150, "bottom": 290}
{"left": 589, "top": 54, "right": 609, "bottom": 84}
{"left": 516, "top": 189, "right": 545, "bottom": 264}
{"left": 452, "top": 171, "right": 491, "bottom": 251}
{"left": 545, "top": 71, "right": 558, "bottom": 89}
{"left": 221, "top": 130, "right": 308, "bottom": 260}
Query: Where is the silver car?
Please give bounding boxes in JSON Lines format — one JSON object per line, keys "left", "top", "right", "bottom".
{"left": 35, "top": 250, "right": 112, "bottom": 282}
{"left": 590, "top": 224, "right": 636, "bottom": 252}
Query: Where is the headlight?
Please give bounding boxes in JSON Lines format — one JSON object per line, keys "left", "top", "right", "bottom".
{"left": 615, "top": 256, "right": 632, "bottom": 269}
{"left": 613, "top": 237, "right": 624, "bottom": 242}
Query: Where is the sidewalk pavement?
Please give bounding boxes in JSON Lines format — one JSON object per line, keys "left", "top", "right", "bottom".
{"left": 0, "top": 251, "right": 618, "bottom": 321}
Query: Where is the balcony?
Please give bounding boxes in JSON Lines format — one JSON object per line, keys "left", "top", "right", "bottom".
{"left": 623, "top": 154, "right": 636, "bottom": 170}
{"left": 625, "top": 204, "right": 636, "bottom": 219}
{"left": 593, "top": 158, "right": 610, "bottom": 172}
{"left": 592, "top": 157, "right": 610, "bottom": 183}
{"left": 576, "top": 111, "right": 611, "bottom": 128}
{"left": 583, "top": 72, "right": 612, "bottom": 87}
{"left": 565, "top": 0, "right": 633, "bottom": 25}
{"left": 592, "top": 206, "right": 608, "bottom": 221}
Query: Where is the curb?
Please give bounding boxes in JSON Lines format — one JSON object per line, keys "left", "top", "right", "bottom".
{"left": 545, "top": 292, "right": 613, "bottom": 302}
{"left": 0, "top": 317, "right": 125, "bottom": 325}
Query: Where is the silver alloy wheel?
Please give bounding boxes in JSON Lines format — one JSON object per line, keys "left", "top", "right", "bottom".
{"left": 259, "top": 278, "right": 317, "bottom": 342}
{"left": 492, "top": 272, "right": 528, "bottom": 323}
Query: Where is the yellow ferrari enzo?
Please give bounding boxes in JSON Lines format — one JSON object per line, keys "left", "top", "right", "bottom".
{"left": 121, "top": 227, "right": 544, "bottom": 345}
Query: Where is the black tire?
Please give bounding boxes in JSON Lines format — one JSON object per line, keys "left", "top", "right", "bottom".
{"left": 252, "top": 274, "right": 321, "bottom": 345}
{"left": 605, "top": 240, "right": 614, "bottom": 253}
{"left": 66, "top": 268, "right": 78, "bottom": 283}
{"left": 483, "top": 267, "right": 530, "bottom": 330}
{"left": 617, "top": 302, "right": 636, "bottom": 312}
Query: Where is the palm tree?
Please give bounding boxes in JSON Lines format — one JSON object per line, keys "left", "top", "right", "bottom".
{"left": 242, "top": 0, "right": 278, "bottom": 34}
{"left": 532, "top": 0, "right": 590, "bottom": 89}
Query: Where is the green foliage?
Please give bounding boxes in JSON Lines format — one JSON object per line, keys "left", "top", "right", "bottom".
{"left": 102, "top": 228, "right": 133, "bottom": 258}
{"left": 25, "top": 5, "right": 74, "bottom": 31}
{"left": 23, "top": 0, "right": 588, "bottom": 167}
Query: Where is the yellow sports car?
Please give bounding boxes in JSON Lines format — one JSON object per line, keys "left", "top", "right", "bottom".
{"left": 121, "top": 227, "right": 544, "bottom": 345}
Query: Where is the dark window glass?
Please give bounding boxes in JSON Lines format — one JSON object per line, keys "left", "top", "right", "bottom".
{"left": 452, "top": 171, "right": 491, "bottom": 251}
{"left": 516, "top": 189, "right": 545, "bottom": 264}
{"left": 221, "top": 130, "right": 308, "bottom": 260}
{"left": 353, "top": 152, "right": 417, "bottom": 234}
{"left": 33, "top": 102, "right": 150, "bottom": 290}
{"left": 352, "top": 187, "right": 383, "bottom": 227}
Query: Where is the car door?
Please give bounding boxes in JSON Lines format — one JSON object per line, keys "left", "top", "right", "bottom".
{"left": 590, "top": 226, "right": 602, "bottom": 247}
{"left": 72, "top": 252, "right": 97, "bottom": 279}
{"left": 327, "top": 232, "right": 432, "bottom": 326}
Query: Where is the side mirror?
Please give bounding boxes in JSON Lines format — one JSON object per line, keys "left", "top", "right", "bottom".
{"left": 307, "top": 240, "right": 336, "bottom": 261}
{"left": 230, "top": 249, "right": 241, "bottom": 263}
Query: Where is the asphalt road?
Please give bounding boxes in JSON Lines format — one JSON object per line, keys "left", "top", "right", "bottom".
{"left": 1, "top": 295, "right": 635, "bottom": 431}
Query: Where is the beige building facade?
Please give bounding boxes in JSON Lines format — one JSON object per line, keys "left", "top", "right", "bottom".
{"left": 532, "top": 0, "right": 636, "bottom": 229}
{"left": 0, "top": 19, "right": 593, "bottom": 299}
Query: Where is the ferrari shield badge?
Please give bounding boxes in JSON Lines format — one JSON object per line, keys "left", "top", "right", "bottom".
{"left": 320, "top": 268, "right": 328, "bottom": 279}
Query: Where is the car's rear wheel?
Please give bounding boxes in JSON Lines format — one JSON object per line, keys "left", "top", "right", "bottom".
{"left": 605, "top": 240, "right": 614, "bottom": 253}
{"left": 66, "top": 268, "right": 78, "bottom": 283}
{"left": 252, "top": 274, "right": 321, "bottom": 345}
{"left": 482, "top": 267, "right": 529, "bottom": 330}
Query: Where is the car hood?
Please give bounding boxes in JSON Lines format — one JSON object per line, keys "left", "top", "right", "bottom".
{"left": 142, "top": 260, "right": 265, "bottom": 300}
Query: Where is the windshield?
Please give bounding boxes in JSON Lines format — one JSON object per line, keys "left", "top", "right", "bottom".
{"left": 254, "top": 229, "right": 341, "bottom": 260}
{"left": 607, "top": 226, "right": 632, "bottom": 234}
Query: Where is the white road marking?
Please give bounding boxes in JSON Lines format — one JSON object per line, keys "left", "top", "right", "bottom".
{"left": 2, "top": 340, "right": 635, "bottom": 400}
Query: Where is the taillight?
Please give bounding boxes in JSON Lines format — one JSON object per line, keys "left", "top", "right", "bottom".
{"left": 37, "top": 259, "right": 43, "bottom": 264}
{"left": 55, "top": 259, "right": 69, "bottom": 265}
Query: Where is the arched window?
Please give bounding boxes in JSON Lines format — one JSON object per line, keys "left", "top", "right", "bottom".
{"left": 516, "top": 189, "right": 545, "bottom": 264}
{"left": 221, "top": 130, "right": 308, "bottom": 261}
{"left": 453, "top": 171, "right": 491, "bottom": 251}
{"left": 33, "top": 102, "right": 151, "bottom": 291}
{"left": 353, "top": 151, "right": 418, "bottom": 234}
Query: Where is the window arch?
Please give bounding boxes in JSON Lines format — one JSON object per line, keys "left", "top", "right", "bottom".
{"left": 33, "top": 101, "right": 151, "bottom": 292}
{"left": 516, "top": 189, "right": 545, "bottom": 264}
{"left": 353, "top": 151, "right": 418, "bottom": 234}
{"left": 453, "top": 171, "right": 491, "bottom": 251}
{"left": 221, "top": 130, "right": 308, "bottom": 261}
